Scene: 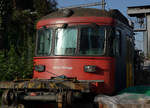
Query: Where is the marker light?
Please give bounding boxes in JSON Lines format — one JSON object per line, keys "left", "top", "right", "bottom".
{"left": 84, "top": 65, "right": 96, "bottom": 73}
{"left": 34, "top": 65, "right": 45, "bottom": 72}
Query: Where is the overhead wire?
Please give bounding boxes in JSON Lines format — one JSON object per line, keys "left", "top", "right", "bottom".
{"left": 58, "top": 0, "right": 102, "bottom": 9}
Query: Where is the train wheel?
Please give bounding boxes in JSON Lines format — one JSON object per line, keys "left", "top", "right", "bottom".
{"left": 15, "top": 104, "right": 25, "bottom": 108}
{"left": 1, "top": 103, "right": 16, "bottom": 108}
{"left": 1, "top": 105, "right": 25, "bottom": 108}
{"left": 1, "top": 101, "right": 25, "bottom": 108}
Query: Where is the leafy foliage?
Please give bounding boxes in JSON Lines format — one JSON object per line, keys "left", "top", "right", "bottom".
{"left": 0, "top": 0, "right": 57, "bottom": 81}
{"left": 33, "top": 0, "right": 57, "bottom": 16}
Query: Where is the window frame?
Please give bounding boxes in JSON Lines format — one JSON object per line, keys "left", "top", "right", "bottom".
{"left": 113, "top": 29, "right": 122, "bottom": 56}
{"left": 78, "top": 25, "right": 107, "bottom": 56}
{"left": 35, "top": 25, "right": 110, "bottom": 57}
{"left": 35, "top": 27, "right": 53, "bottom": 57}
{"left": 54, "top": 27, "right": 79, "bottom": 56}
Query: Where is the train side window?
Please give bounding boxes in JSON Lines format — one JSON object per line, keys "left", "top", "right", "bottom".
{"left": 113, "top": 30, "right": 121, "bottom": 56}
{"left": 37, "top": 28, "right": 52, "bottom": 56}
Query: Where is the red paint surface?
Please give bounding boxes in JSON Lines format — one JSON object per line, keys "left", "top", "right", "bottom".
{"left": 33, "top": 56, "right": 115, "bottom": 94}
{"left": 37, "top": 17, "right": 114, "bottom": 29}
{"left": 34, "top": 16, "right": 116, "bottom": 94}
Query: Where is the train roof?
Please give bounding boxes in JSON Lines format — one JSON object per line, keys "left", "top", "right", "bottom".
{"left": 41, "top": 8, "right": 129, "bottom": 26}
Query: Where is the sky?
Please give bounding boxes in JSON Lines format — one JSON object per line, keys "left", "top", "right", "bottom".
{"left": 56, "top": 0, "right": 150, "bottom": 51}
{"left": 56, "top": 0, "right": 150, "bottom": 17}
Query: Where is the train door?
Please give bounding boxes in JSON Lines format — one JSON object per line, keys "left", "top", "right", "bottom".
{"left": 114, "top": 28, "right": 127, "bottom": 92}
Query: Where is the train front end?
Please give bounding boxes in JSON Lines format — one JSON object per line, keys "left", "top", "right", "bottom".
{"left": 34, "top": 8, "right": 116, "bottom": 94}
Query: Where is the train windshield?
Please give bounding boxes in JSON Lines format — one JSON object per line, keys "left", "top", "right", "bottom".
{"left": 54, "top": 26, "right": 105, "bottom": 56}
{"left": 36, "top": 28, "right": 52, "bottom": 56}
{"left": 55, "top": 28, "right": 78, "bottom": 55}
{"left": 79, "top": 26, "right": 105, "bottom": 55}
{"left": 36, "top": 26, "right": 106, "bottom": 56}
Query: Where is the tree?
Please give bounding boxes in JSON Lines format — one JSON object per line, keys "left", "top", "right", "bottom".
{"left": 33, "top": 0, "right": 57, "bottom": 17}
{"left": 0, "top": 0, "right": 13, "bottom": 50}
{"left": 15, "top": 0, "right": 33, "bottom": 10}
{"left": 0, "top": 0, "right": 57, "bottom": 81}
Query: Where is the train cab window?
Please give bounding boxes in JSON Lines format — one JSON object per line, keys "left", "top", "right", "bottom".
{"left": 113, "top": 30, "right": 121, "bottom": 56}
{"left": 55, "top": 28, "right": 78, "bottom": 55}
{"left": 36, "top": 28, "right": 52, "bottom": 56}
{"left": 79, "top": 27, "right": 105, "bottom": 55}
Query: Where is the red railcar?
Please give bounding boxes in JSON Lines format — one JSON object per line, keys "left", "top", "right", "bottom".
{"left": 34, "top": 8, "right": 134, "bottom": 94}
{"left": 0, "top": 8, "right": 134, "bottom": 108}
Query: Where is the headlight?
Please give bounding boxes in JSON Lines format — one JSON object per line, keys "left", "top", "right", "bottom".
{"left": 84, "top": 65, "right": 96, "bottom": 73}
{"left": 34, "top": 65, "right": 45, "bottom": 72}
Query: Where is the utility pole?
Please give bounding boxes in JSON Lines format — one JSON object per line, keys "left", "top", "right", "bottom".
{"left": 102, "top": 0, "right": 106, "bottom": 10}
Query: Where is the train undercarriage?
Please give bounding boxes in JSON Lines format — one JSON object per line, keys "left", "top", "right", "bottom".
{"left": 0, "top": 77, "right": 98, "bottom": 108}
